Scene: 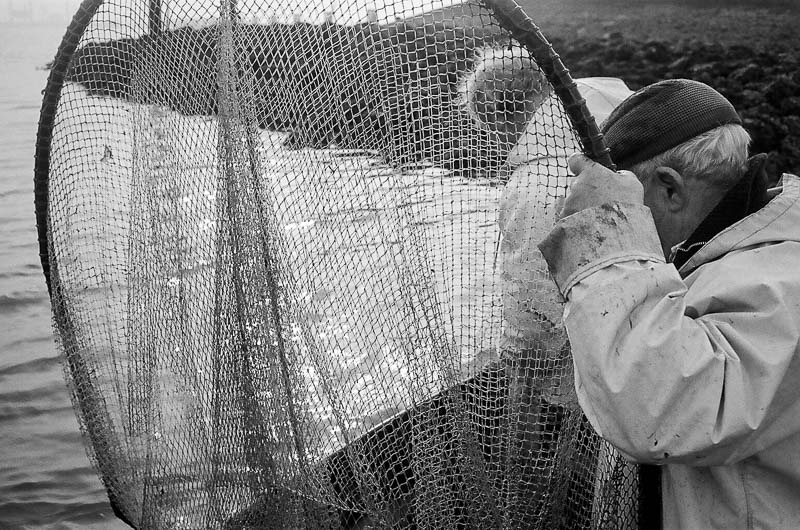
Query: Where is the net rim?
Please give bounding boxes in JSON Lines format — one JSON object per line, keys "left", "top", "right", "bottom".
{"left": 34, "top": 0, "right": 106, "bottom": 296}
{"left": 32, "top": 2, "right": 618, "bottom": 527}
{"left": 33, "top": 2, "right": 139, "bottom": 527}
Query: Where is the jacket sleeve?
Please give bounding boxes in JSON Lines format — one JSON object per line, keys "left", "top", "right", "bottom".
{"left": 539, "top": 203, "right": 800, "bottom": 466}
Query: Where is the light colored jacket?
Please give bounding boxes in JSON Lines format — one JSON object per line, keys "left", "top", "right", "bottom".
{"left": 498, "top": 77, "right": 632, "bottom": 404}
{"left": 540, "top": 174, "right": 800, "bottom": 529}
{"left": 498, "top": 78, "right": 637, "bottom": 528}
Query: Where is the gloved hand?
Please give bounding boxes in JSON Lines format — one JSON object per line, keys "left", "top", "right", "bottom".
{"left": 557, "top": 154, "right": 644, "bottom": 220}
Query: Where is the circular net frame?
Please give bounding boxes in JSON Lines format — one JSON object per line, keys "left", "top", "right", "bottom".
{"left": 36, "top": 0, "right": 639, "bottom": 528}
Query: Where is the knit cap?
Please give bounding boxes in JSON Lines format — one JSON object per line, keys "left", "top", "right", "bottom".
{"left": 600, "top": 79, "right": 741, "bottom": 169}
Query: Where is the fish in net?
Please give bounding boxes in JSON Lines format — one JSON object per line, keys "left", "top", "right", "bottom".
{"left": 35, "top": 0, "right": 641, "bottom": 527}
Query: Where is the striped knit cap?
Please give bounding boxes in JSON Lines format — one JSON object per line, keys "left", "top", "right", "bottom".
{"left": 600, "top": 79, "right": 742, "bottom": 169}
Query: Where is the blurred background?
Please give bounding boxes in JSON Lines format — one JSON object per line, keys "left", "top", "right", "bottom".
{"left": 0, "top": 0, "right": 796, "bottom": 528}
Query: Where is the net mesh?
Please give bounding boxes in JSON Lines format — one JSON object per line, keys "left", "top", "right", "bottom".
{"left": 40, "top": 0, "right": 640, "bottom": 527}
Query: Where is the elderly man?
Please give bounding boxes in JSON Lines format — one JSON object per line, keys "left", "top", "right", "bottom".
{"left": 540, "top": 78, "right": 800, "bottom": 528}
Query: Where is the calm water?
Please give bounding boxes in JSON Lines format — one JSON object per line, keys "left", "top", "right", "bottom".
{"left": 0, "top": 22, "right": 129, "bottom": 529}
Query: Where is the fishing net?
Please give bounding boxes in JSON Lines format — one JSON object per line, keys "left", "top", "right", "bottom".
{"left": 36, "top": 0, "right": 642, "bottom": 528}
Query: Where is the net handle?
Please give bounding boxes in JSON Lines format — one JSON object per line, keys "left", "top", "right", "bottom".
{"left": 481, "top": 0, "right": 617, "bottom": 170}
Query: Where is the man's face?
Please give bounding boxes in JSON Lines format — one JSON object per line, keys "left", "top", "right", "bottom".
{"left": 638, "top": 168, "right": 718, "bottom": 260}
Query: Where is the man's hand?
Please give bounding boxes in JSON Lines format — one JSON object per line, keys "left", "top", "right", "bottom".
{"left": 558, "top": 154, "right": 644, "bottom": 219}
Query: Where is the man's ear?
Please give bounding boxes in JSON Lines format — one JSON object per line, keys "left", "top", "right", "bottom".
{"left": 652, "top": 166, "right": 686, "bottom": 212}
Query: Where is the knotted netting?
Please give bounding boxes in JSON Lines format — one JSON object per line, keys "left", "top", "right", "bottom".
{"left": 36, "top": 0, "right": 642, "bottom": 527}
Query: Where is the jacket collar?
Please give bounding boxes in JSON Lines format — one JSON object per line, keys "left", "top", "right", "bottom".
{"left": 672, "top": 155, "right": 770, "bottom": 270}
{"left": 678, "top": 173, "right": 800, "bottom": 276}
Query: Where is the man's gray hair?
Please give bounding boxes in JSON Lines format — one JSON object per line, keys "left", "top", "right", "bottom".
{"left": 629, "top": 123, "right": 751, "bottom": 190}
